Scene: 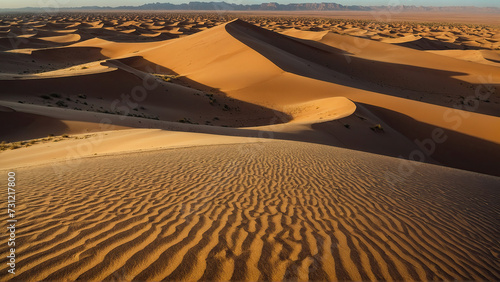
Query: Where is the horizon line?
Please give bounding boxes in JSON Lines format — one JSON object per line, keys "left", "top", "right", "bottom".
{"left": 1, "top": 2, "right": 500, "bottom": 10}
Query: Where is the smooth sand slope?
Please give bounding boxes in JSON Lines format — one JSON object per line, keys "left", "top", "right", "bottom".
{"left": 1, "top": 141, "right": 499, "bottom": 281}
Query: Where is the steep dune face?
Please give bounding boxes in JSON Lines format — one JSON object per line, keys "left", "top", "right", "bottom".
{"left": 1, "top": 69, "right": 288, "bottom": 128}
{"left": 31, "top": 46, "right": 107, "bottom": 63}
{"left": 37, "top": 33, "right": 81, "bottom": 43}
{"left": 317, "top": 32, "right": 500, "bottom": 93}
{"left": 141, "top": 19, "right": 500, "bottom": 141}
{"left": 137, "top": 19, "right": 500, "bottom": 175}
{"left": 141, "top": 21, "right": 289, "bottom": 93}
{"left": 1, "top": 141, "right": 498, "bottom": 281}
{"left": 0, "top": 106, "right": 69, "bottom": 141}
{"left": 1, "top": 19, "right": 359, "bottom": 135}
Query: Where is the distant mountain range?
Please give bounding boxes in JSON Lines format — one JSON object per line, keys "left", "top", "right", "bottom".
{"left": 1, "top": 2, "right": 500, "bottom": 13}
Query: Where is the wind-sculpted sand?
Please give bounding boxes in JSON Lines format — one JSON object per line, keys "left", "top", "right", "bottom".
{"left": 249, "top": 16, "right": 500, "bottom": 51}
{"left": 0, "top": 141, "right": 499, "bottom": 281}
{"left": 1, "top": 11, "right": 500, "bottom": 281}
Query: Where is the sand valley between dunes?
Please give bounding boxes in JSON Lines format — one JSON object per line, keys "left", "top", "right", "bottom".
{"left": 0, "top": 11, "right": 499, "bottom": 281}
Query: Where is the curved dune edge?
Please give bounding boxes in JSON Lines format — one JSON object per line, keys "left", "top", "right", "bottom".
{"left": 0, "top": 141, "right": 498, "bottom": 281}
{"left": 0, "top": 128, "right": 274, "bottom": 170}
{"left": 426, "top": 50, "right": 500, "bottom": 67}
{"left": 379, "top": 34, "right": 422, "bottom": 44}
{"left": 37, "top": 34, "right": 81, "bottom": 43}
{"left": 287, "top": 97, "right": 356, "bottom": 124}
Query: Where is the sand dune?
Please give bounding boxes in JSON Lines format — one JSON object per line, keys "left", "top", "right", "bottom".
{"left": 1, "top": 12, "right": 500, "bottom": 281}
{"left": 1, "top": 16, "right": 499, "bottom": 175}
{"left": 0, "top": 141, "right": 499, "bottom": 281}
{"left": 37, "top": 34, "right": 81, "bottom": 43}
{"left": 427, "top": 49, "right": 500, "bottom": 67}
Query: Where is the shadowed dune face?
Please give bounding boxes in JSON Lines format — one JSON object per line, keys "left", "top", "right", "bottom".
{"left": 0, "top": 142, "right": 499, "bottom": 281}
{"left": 225, "top": 20, "right": 490, "bottom": 110}
{"left": 0, "top": 66, "right": 293, "bottom": 130}
{"left": 31, "top": 46, "right": 108, "bottom": 63}
{"left": 394, "top": 37, "right": 474, "bottom": 50}
{"left": 0, "top": 108, "right": 69, "bottom": 141}
{"left": 355, "top": 104, "right": 500, "bottom": 176}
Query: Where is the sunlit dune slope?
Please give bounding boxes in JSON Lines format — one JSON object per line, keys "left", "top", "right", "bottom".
{"left": 0, "top": 141, "right": 498, "bottom": 281}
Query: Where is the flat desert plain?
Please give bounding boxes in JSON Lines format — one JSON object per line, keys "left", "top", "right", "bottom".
{"left": 0, "top": 11, "right": 499, "bottom": 281}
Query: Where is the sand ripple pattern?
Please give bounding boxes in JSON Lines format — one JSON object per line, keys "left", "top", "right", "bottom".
{"left": 1, "top": 141, "right": 499, "bottom": 281}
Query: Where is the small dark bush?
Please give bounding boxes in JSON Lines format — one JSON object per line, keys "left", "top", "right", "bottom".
{"left": 56, "top": 100, "right": 67, "bottom": 107}
{"left": 370, "top": 124, "right": 384, "bottom": 132}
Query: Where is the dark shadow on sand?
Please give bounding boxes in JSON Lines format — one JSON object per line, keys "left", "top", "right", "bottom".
{"left": 225, "top": 19, "right": 500, "bottom": 118}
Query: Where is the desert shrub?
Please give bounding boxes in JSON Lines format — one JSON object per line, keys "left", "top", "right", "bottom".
{"left": 40, "top": 95, "right": 52, "bottom": 100}
{"left": 9, "top": 143, "right": 21, "bottom": 150}
{"left": 370, "top": 124, "right": 384, "bottom": 132}
{"left": 178, "top": 117, "right": 194, "bottom": 124}
{"left": 56, "top": 100, "right": 68, "bottom": 107}
{"left": 205, "top": 93, "right": 217, "bottom": 105}
{"left": 50, "top": 93, "right": 61, "bottom": 98}
{"left": 0, "top": 141, "right": 7, "bottom": 151}
{"left": 157, "top": 74, "right": 179, "bottom": 83}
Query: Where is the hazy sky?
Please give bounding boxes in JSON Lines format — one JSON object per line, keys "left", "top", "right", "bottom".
{"left": 1, "top": 0, "right": 499, "bottom": 8}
